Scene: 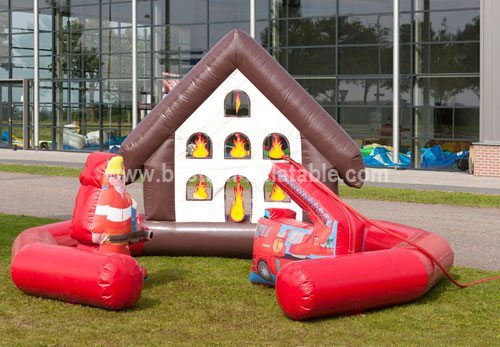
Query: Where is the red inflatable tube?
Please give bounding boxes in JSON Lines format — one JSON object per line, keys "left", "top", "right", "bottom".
{"left": 11, "top": 222, "right": 144, "bottom": 310}
{"left": 275, "top": 221, "right": 454, "bottom": 320}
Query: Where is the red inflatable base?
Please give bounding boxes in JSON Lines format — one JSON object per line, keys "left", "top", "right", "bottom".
{"left": 11, "top": 221, "right": 144, "bottom": 310}
{"left": 275, "top": 220, "right": 454, "bottom": 320}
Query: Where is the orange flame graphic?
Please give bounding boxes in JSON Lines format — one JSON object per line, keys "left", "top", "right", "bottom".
{"left": 269, "top": 184, "right": 286, "bottom": 201}
{"left": 268, "top": 134, "right": 285, "bottom": 159}
{"left": 229, "top": 176, "right": 245, "bottom": 222}
{"left": 229, "top": 133, "right": 249, "bottom": 158}
{"left": 192, "top": 133, "right": 209, "bottom": 158}
{"left": 235, "top": 90, "right": 241, "bottom": 115}
{"left": 193, "top": 175, "right": 208, "bottom": 200}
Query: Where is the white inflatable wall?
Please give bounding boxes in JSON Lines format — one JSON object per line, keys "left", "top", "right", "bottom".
{"left": 174, "top": 69, "right": 302, "bottom": 223}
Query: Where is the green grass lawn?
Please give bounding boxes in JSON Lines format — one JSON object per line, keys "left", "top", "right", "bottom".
{"left": 340, "top": 185, "right": 500, "bottom": 208}
{"left": 0, "top": 163, "right": 81, "bottom": 177}
{"left": 0, "top": 214, "right": 499, "bottom": 345}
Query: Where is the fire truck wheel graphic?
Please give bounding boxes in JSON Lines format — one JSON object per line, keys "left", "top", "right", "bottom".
{"left": 257, "top": 260, "right": 272, "bottom": 282}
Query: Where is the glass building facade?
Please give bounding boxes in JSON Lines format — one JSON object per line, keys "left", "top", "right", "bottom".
{"left": 0, "top": 0, "right": 480, "bottom": 169}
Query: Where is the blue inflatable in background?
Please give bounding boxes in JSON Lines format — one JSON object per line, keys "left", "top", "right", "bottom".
{"left": 362, "top": 147, "right": 411, "bottom": 168}
{"left": 362, "top": 145, "right": 468, "bottom": 170}
{"left": 421, "top": 145, "right": 468, "bottom": 170}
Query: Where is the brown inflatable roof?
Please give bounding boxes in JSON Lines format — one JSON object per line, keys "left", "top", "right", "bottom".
{"left": 120, "top": 29, "right": 365, "bottom": 188}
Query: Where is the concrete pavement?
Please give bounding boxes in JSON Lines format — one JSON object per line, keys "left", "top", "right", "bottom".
{"left": 0, "top": 171, "right": 142, "bottom": 219}
{"left": 0, "top": 171, "right": 498, "bottom": 270}
{"left": 0, "top": 149, "right": 88, "bottom": 168}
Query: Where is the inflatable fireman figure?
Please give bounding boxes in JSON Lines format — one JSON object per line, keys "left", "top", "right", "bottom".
{"left": 91, "top": 156, "right": 150, "bottom": 262}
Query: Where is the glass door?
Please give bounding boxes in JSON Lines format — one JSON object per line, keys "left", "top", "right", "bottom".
{"left": 0, "top": 80, "right": 29, "bottom": 149}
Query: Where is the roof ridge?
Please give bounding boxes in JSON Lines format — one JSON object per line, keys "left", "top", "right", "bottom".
{"left": 120, "top": 29, "right": 365, "bottom": 188}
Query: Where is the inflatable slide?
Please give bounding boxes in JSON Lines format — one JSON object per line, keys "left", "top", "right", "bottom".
{"left": 250, "top": 157, "right": 456, "bottom": 320}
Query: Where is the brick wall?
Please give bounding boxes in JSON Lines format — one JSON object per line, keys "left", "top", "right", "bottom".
{"left": 470, "top": 144, "right": 500, "bottom": 177}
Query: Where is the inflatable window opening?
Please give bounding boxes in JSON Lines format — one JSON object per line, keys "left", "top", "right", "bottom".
{"left": 263, "top": 133, "right": 290, "bottom": 160}
{"left": 264, "top": 178, "right": 291, "bottom": 203}
{"left": 186, "top": 132, "right": 212, "bottom": 159}
{"left": 224, "top": 90, "right": 250, "bottom": 117}
{"left": 186, "top": 174, "right": 213, "bottom": 201}
{"left": 224, "top": 175, "right": 252, "bottom": 223}
{"left": 224, "top": 132, "right": 251, "bottom": 159}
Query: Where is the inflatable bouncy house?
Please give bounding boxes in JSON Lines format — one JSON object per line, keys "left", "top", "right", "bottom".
{"left": 11, "top": 153, "right": 152, "bottom": 310}
{"left": 10, "top": 30, "right": 497, "bottom": 316}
